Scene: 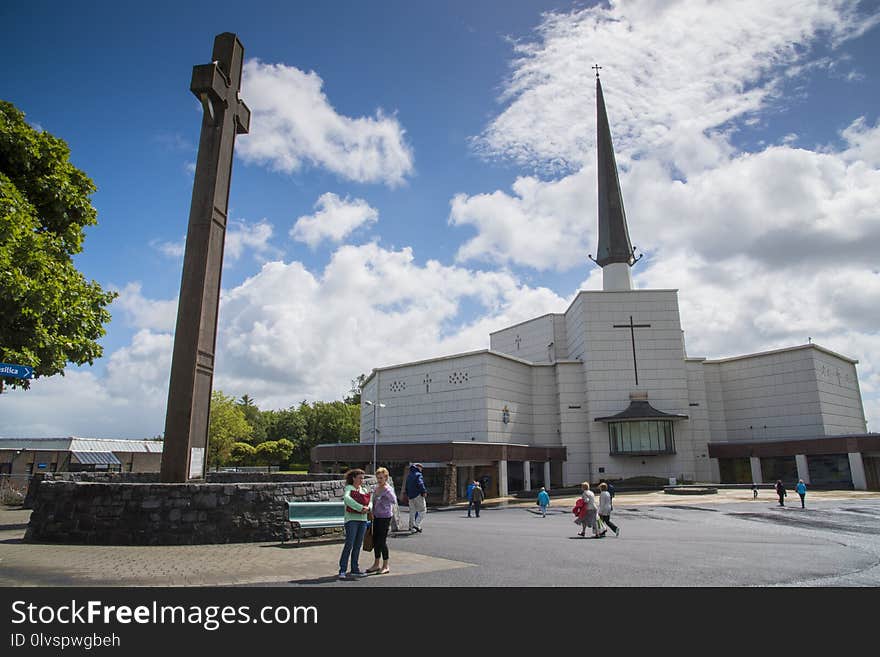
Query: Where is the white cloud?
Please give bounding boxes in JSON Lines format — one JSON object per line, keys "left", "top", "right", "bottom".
{"left": 291, "top": 193, "right": 378, "bottom": 248}
{"left": 111, "top": 282, "right": 178, "bottom": 332}
{"left": 150, "top": 237, "right": 185, "bottom": 258}
{"left": 475, "top": 0, "right": 876, "bottom": 174}
{"left": 841, "top": 116, "right": 880, "bottom": 166}
{"left": 225, "top": 219, "right": 280, "bottom": 262}
{"left": 449, "top": 168, "right": 594, "bottom": 272}
{"left": 238, "top": 60, "right": 414, "bottom": 186}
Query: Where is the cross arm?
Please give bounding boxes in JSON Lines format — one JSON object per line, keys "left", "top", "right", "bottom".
{"left": 190, "top": 62, "right": 229, "bottom": 105}
{"left": 235, "top": 98, "right": 250, "bottom": 135}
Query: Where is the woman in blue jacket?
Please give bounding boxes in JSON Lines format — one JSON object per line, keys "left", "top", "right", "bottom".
{"left": 796, "top": 480, "right": 807, "bottom": 508}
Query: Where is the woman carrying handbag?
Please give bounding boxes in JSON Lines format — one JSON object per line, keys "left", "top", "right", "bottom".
{"left": 338, "top": 468, "right": 371, "bottom": 579}
{"left": 365, "top": 467, "right": 397, "bottom": 574}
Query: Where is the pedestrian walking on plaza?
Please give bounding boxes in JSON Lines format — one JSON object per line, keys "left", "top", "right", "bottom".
{"left": 600, "top": 478, "right": 615, "bottom": 510}
{"left": 574, "top": 482, "right": 599, "bottom": 537}
{"left": 537, "top": 486, "right": 550, "bottom": 517}
{"left": 598, "top": 482, "right": 619, "bottom": 537}
{"left": 338, "top": 468, "right": 371, "bottom": 579}
{"left": 471, "top": 480, "right": 484, "bottom": 517}
{"left": 752, "top": 483, "right": 758, "bottom": 499}
{"left": 775, "top": 479, "right": 787, "bottom": 507}
{"left": 466, "top": 479, "right": 476, "bottom": 517}
{"left": 406, "top": 463, "right": 428, "bottom": 532}
{"left": 796, "top": 479, "right": 807, "bottom": 508}
{"left": 365, "top": 467, "right": 396, "bottom": 575}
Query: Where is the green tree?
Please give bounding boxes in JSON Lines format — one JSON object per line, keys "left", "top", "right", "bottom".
{"left": 228, "top": 441, "right": 256, "bottom": 467}
{"left": 0, "top": 101, "right": 117, "bottom": 390}
{"left": 236, "top": 394, "right": 267, "bottom": 443}
{"left": 254, "top": 438, "right": 294, "bottom": 467}
{"left": 262, "top": 406, "right": 306, "bottom": 446}
{"left": 208, "top": 390, "right": 253, "bottom": 467}
{"left": 294, "top": 400, "right": 360, "bottom": 462}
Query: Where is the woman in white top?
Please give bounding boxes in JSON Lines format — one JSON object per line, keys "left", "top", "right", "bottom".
{"left": 598, "top": 482, "right": 619, "bottom": 537}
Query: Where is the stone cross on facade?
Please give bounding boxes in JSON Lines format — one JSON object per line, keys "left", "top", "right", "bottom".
{"left": 161, "top": 33, "right": 251, "bottom": 483}
{"left": 613, "top": 315, "right": 651, "bottom": 386}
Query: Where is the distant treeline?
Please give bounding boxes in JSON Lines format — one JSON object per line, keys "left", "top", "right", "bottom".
{"left": 207, "top": 387, "right": 361, "bottom": 469}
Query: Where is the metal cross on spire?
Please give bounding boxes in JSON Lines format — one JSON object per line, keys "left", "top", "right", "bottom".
{"left": 592, "top": 64, "right": 602, "bottom": 78}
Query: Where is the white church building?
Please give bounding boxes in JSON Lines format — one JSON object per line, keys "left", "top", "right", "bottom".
{"left": 312, "top": 74, "right": 878, "bottom": 500}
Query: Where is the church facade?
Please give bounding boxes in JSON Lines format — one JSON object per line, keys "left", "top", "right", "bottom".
{"left": 312, "top": 74, "right": 877, "bottom": 498}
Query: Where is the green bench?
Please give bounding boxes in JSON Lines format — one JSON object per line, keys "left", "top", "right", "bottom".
{"left": 284, "top": 501, "right": 347, "bottom": 545}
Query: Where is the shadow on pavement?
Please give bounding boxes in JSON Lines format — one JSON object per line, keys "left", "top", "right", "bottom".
{"left": 287, "top": 575, "right": 343, "bottom": 585}
{"left": 263, "top": 537, "right": 343, "bottom": 550}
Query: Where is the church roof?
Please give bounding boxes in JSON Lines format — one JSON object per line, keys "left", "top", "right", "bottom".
{"left": 592, "top": 74, "right": 638, "bottom": 268}
{"left": 594, "top": 400, "right": 688, "bottom": 423}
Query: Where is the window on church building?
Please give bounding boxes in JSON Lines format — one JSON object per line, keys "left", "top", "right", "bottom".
{"left": 608, "top": 420, "right": 675, "bottom": 455}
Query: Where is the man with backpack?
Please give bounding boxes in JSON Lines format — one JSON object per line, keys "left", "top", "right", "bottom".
{"left": 405, "top": 463, "right": 428, "bottom": 532}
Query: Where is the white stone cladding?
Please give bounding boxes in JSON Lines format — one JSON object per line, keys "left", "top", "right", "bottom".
{"left": 358, "top": 287, "right": 868, "bottom": 487}
{"left": 575, "top": 290, "right": 701, "bottom": 483}
{"left": 490, "top": 314, "right": 566, "bottom": 363}
{"left": 703, "top": 345, "right": 866, "bottom": 441}
{"left": 555, "top": 361, "right": 590, "bottom": 485}
{"left": 360, "top": 351, "right": 491, "bottom": 444}
{"left": 702, "top": 362, "right": 729, "bottom": 442}
{"left": 486, "top": 354, "right": 534, "bottom": 443}
{"left": 685, "top": 359, "right": 714, "bottom": 482}
{"left": 812, "top": 350, "right": 867, "bottom": 435}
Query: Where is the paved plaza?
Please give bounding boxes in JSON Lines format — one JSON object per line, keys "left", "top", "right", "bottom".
{"left": 2, "top": 489, "right": 879, "bottom": 587}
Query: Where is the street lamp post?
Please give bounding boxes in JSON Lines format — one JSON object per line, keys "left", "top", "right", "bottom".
{"left": 364, "top": 399, "right": 386, "bottom": 474}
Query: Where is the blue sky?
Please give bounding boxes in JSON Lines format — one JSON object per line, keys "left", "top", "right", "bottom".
{"left": 2, "top": 0, "right": 879, "bottom": 437}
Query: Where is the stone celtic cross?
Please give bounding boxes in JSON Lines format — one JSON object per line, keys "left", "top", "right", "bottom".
{"left": 161, "top": 33, "right": 251, "bottom": 482}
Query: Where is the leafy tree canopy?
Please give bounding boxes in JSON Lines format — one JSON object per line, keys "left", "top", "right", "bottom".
{"left": 228, "top": 442, "right": 256, "bottom": 466}
{"left": 0, "top": 101, "right": 116, "bottom": 390}
{"left": 208, "top": 390, "right": 253, "bottom": 467}
{"left": 254, "top": 438, "right": 295, "bottom": 466}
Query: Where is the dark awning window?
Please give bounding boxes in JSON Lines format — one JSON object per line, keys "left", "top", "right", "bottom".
{"left": 595, "top": 400, "right": 688, "bottom": 423}
{"left": 70, "top": 451, "right": 121, "bottom": 465}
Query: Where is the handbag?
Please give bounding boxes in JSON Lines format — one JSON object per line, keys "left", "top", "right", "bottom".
{"left": 361, "top": 523, "right": 374, "bottom": 552}
{"left": 349, "top": 489, "right": 371, "bottom": 514}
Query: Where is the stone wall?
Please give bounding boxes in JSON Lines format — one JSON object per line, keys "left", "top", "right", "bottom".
{"left": 25, "top": 476, "right": 374, "bottom": 545}
{"left": 22, "top": 471, "right": 341, "bottom": 509}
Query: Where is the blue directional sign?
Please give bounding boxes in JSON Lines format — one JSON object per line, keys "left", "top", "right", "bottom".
{"left": 0, "top": 363, "right": 34, "bottom": 379}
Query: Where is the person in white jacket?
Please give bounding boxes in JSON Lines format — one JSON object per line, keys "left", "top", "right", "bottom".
{"left": 598, "top": 482, "right": 620, "bottom": 537}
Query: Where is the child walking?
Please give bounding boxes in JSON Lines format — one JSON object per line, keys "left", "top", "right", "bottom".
{"left": 537, "top": 487, "right": 550, "bottom": 517}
